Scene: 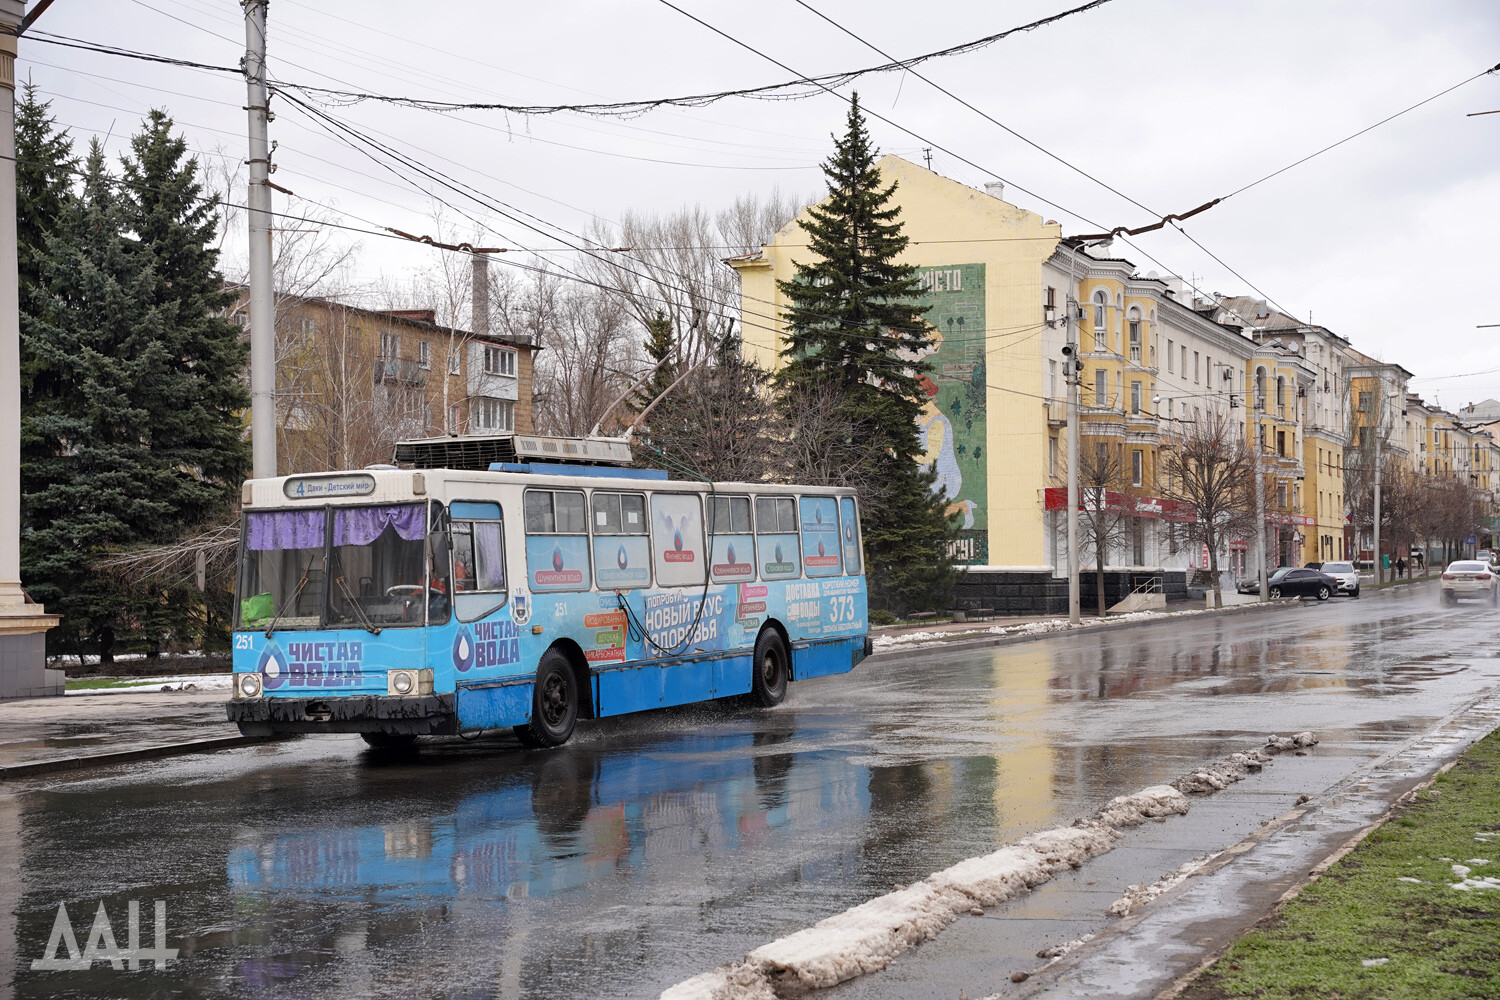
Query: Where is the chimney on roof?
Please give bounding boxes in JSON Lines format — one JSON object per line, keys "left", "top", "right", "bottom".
{"left": 472, "top": 252, "right": 490, "bottom": 338}
{"left": 984, "top": 180, "right": 1005, "bottom": 202}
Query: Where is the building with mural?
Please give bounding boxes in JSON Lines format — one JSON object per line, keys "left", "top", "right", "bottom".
{"left": 731, "top": 154, "right": 1496, "bottom": 610}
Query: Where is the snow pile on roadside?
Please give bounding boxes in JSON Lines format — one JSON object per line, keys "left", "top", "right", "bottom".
{"left": 871, "top": 605, "right": 1231, "bottom": 651}
{"left": 66, "top": 674, "right": 232, "bottom": 696}
{"left": 1172, "top": 733, "right": 1317, "bottom": 795}
{"left": 1108, "top": 854, "right": 1217, "bottom": 916}
{"left": 657, "top": 787, "right": 1186, "bottom": 999}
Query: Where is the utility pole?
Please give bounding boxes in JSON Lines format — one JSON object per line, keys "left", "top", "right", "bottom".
{"left": 244, "top": 0, "right": 276, "bottom": 479}
{"left": 1065, "top": 298, "right": 1081, "bottom": 624}
{"left": 1372, "top": 378, "right": 1384, "bottom": 587}
{"left": 1254, "top": 406, "right": 1269, "bottom": 600}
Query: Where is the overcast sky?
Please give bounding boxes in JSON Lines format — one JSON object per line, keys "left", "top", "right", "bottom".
{"left": 17, "top": 0, "right": 1500, "bottom": 407}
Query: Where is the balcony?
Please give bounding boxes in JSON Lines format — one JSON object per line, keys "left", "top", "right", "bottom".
{"left": 374, "top": 357, "right": 427, "bottom": 386}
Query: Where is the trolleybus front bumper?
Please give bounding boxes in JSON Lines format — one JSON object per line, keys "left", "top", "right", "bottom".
{"left": 226, "top": 693, "right": 458, "bottom": 736}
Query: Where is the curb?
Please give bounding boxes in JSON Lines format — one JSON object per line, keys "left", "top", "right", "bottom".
{"left": 868, "top": 598, "right": 1301, "bottom": 661}
{"left": 0, "top": 734, "right": 294, "bottom": 780}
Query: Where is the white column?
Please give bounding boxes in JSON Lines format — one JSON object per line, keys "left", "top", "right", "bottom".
{"left": 0, "top": 0, "right": 62, "bottom": 697}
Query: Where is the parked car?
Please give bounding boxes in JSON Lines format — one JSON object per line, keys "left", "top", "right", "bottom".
{"left": 1267, "top": 567, "right": 1337, "bottom": 601}
{"left": 1237, "top": 567, "right": 1295, "bottom": 594}
{"left": 1440, "top": 560, "right": 1498, "bottom": 606}
{"left": 1318, "top": 561, "right": 1360, "bottom": 597}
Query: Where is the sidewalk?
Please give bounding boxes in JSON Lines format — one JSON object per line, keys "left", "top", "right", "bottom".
{"left": 0, "top": 686, "right": 249, "bottom": 778}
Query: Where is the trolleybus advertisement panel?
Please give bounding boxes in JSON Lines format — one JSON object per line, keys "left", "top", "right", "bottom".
{"left": 799, "top": 496, "right": 842, "bottom": 578}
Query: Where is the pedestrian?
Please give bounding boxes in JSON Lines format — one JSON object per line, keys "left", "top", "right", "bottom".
{"left": 1396, "top": 557, "right": 1406, "bottom": 579}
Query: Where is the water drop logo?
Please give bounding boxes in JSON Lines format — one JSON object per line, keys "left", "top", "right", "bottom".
{"left": 452, "top": 624, "right": 476, "bottom": 672}
{"left": 617, "top": 545, "right": 629, "bottom": 570}
{"left": 844, "top": 523, "right": 854, "bottom": 543}
{"left": 257, "top": 641, "right": 288, "bottom": 690}
{"left": 552, "top": 546, "right": 564, "bottom": 572}
{"left": 674, "top": 529, "right": 684, "bottom": 552}
{"left": 816, "top": 507, "right": 823, "bottom": 524}
{"left": 774, "top": 543, "right": 784, "bottom": 563}
{"left": 818, "top": 541, "right": 826, "bottom": 558}
{"left": 727, "top": 543, "right": 736, "bottom": 565}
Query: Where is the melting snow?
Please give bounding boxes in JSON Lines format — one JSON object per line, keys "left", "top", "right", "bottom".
{"left": 1361, "top": 957, "right": 1390, "bottom": 967}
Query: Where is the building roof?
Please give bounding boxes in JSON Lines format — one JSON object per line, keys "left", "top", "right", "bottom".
{"left": 228, "top": 284, "right": 535, "bottom": 350}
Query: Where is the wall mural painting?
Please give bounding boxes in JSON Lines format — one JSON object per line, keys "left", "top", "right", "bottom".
{"left": 913, "top": 263, "right": 987, "bottom": 565}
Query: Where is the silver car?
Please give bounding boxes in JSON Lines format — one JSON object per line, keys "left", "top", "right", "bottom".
{"left": 1319, "top": 561, "right": 1360, "bottom": 598}
{"left": 1440, "top": 560, "right": 1498, "bottom": 607}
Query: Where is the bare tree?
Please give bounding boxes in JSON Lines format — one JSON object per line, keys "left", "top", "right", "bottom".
{"left": 1159, "top": 410, "right": 1259, "bottom": 606}
{"left": 497, "top": 262, "right": 637, "bottom": 436}
{"left": 636, "top": 348, "right": 776, "bottom": 482}
{"left": 1056, "top": 435, "right": 1137, "bottom": 616}
{"left": 582, "top": 190, "right": 803, "bottom": 372}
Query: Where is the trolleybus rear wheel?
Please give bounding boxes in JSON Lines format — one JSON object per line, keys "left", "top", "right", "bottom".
{"left": 751, "top": 630, "right": 789, "bottom": 707}
{"left": 516, "top": 649, "right": 578, "bottom": 748}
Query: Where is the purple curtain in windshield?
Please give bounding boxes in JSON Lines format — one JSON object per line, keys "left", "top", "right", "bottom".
{"left": 332, "top": 504, "right": 427, "bottom": 547}
{"left": 246, "top": 510, "right": 326, "bottom": 551}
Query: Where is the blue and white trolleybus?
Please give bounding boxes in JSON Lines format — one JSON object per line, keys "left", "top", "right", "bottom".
{"left": 227, "top": 435, "right": 871, "bottom": 748}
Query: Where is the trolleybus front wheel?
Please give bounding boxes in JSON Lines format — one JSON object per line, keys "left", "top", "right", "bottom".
{"left": 751, "top": 629, "right": 789, "bottom": 707}
{"left": 516, "top": 650, "right": 579, "bottom": 748}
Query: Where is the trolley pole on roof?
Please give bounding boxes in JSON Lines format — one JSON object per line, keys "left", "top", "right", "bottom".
{"left": 244, "top": 0, "right": 276, "bottom": 478}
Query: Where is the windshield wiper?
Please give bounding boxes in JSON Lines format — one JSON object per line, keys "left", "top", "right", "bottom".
{"left": 333, "top": 574, "right": 382, "bottom": 635}
{"left": 264, "top": 562, "right": 317, "bottom": 638}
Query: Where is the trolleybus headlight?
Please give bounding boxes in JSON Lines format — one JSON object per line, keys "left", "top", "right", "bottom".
{"left": 390, "top": 670, "right": 415, "bottom": 696}
{"left": 237, "top": 673, "right": 262, "bottom": 698}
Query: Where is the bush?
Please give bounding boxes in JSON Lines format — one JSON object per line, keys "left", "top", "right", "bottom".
{"left": 868, "top": 609, "right": 898, "bottom": 627}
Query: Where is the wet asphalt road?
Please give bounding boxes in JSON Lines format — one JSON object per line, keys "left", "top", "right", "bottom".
{"left": 3, "top": 581, "right": 1499, "bottom": 1000}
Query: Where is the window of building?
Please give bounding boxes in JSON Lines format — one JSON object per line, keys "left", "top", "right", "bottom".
{"left": 1193, "top": 352, "right": 1200, "bottom": 383}
{"left": 475, "top": 397, "right": 515, "bottom": 432}
{"left": 1045, "top": 286, "right": 1056, "bottom": 309}
{"left": 1255, "top": 366, "right": 1268, "bottom": 410}
{"left": 1049, "top": 436, "right": 1058, "bottom": 476}
{"left": 1181, "top": 345, "right": 1187, "bottom": 375}
{"left": 1095, "top": 368, "right": 1107, "bottom": 406}
{"left": 1277, "top": 430, "right": 1286, "bottom": 456}
{"left": 1128, "top": 309, "right": 1142, "bottom": 362}
{"left": 484, "top": 345, "right": 517, "bottom": 377}
{"left": 1092, "top": 290, "right": 1107, "bottom": 332}
{"left": 448, "top": 405, "right": 461, "bottom": 434}
{"left": 1049, "top": 359, "right": 1057, "bottom": 400}
{"left": 1167, "top": 339, "right": 1174, "bottom": 371}
{"left": 1131, "top": 381, "right": 1142, "bottom": 415}
{"left": 379, "top": 331, "right": 399, "bottom": 360}
{"left": 1131, "top": 449, "right": 1143, "bottom": 486}
{"left": 448, "top": 349, "right": 461, "bottom": 376}
{"left": 418, "top": 340, "right": 431, "bottom": 369}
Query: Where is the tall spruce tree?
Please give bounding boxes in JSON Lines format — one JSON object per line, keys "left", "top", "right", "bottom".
{"left": 20, "top": 112, "right": 249, "bottom": 659}
{"left": 775, "top": 95, "right": 956, "bottom": 613}
{"left": 16, "top": 83, "right": 76, "bottom": 393}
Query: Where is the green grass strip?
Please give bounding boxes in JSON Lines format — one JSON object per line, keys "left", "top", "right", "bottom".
{"left": 1184, "top": 730, "right": 1500, "bottom": 998}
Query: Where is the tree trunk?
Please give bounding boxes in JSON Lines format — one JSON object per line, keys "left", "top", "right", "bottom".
{"left": 98, "top": 625, "right": 115, "bottom": 664}
{"left": 1207, "top": 534, "right": 1222, "bottom": 607}
{"left": 1096, "top": 548, "right": 1107, "bottom": 617}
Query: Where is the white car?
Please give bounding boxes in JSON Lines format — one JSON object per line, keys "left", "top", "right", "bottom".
{"left": 1319, "top": 561, "right": 1360, "bottom": 598}
{"left": 1440, "top": 560, "right": 1498, "bottom": 606}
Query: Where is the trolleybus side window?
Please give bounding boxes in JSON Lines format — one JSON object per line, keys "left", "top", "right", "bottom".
{"left": 450, "top": 500, "right": 508, "bottom": 621}
{"left": 592, "top": 492, "right": 651, "bottom": 590}
{"left": 799, "top": 495, "right": 843, "bottom": 578}
{"left": 708, "top": 495, "right": 755, "bottom": 582}
{"left": 650, "top": 492, "right": 706, "bottom": 587}
{"left": 754, "top": 496, "right": 800, "bottom": 581}
{"left": 523, "top": 489, "right": 590, "bottom": 592}
{"left": 838, "top": 496, "right": 862, "bottom": 576}
{"left": 239, "top": 508, "right": 327, "bottom": 629}
{"left": 328, "top": 503, "right": 430, "bottom": 627}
